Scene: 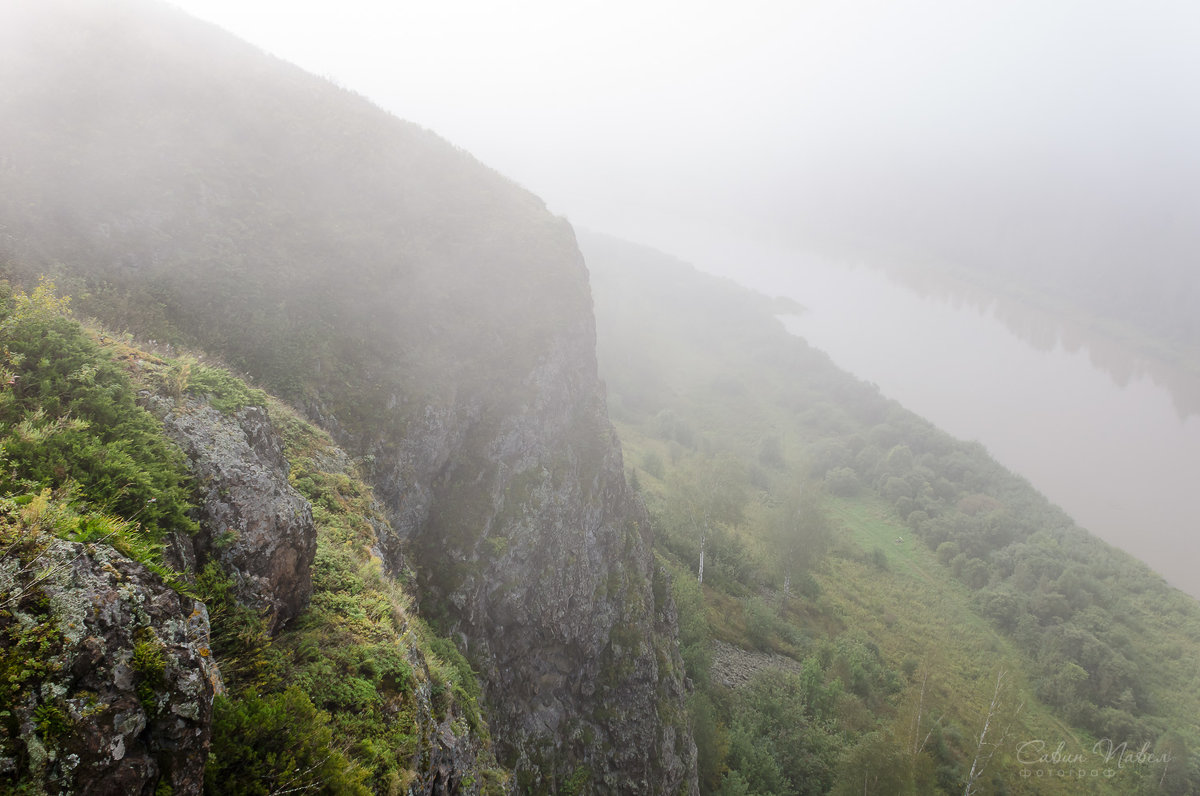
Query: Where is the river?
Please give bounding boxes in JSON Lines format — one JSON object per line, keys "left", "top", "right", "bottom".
{"left": 719, "top": 254, "right": 1200, "bottom": 601}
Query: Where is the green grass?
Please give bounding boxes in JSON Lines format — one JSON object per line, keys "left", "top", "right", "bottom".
{"left": 0, "top": 284, "right": 505, "bottom": 793}
{"left": 264, "top": 396, "right": 506, "bottom": 793}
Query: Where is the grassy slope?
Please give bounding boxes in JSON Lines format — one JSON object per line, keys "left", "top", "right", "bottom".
{"left": 585, "top": 231, "right": 1199, "bottom": 795}
{"left": 0, "top": 281, "right": 504, "bottom": 793}
{"left": 622, "top": 420, "right": 1119, "bottom": 796}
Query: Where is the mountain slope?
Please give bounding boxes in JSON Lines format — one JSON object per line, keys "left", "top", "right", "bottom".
{"left": 0, "top": 1, "right": 695, "bottom": 791}
{"left": 583, "top": 230, "right": 1200, "bottom": 795}
{"left": 0, "top": 282, "right": 507, "bottom": 793}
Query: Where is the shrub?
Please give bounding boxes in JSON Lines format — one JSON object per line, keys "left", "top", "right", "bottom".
{"left": 205, "top": 687, "right": 369, "bottom": 796}
{"left": 824, "top": 466, "right": 860, "bottom": 497}
{"left": 0, "top": 280, "right": 196, "bottom": 544}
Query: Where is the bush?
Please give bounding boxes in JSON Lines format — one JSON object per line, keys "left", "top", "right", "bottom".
{"left": 724, "top": 669, "right": 843, "bottom": 795}
{"left": 185, "top": 363, "right": 268, "bottom": 413}
{"left": 0, "top": 280, "right": 196, "bottom": 543}
{"left": 641, "top": 451, "right": 666, "bottom": 479}
{"left": 744, "top": 596, "right": 781, "bottom": 652}
{"left": 824, "top": 467, "right": 860, "bottom": 497}
{"left": 205, "top": 687, "right": 369, "bottom": 795}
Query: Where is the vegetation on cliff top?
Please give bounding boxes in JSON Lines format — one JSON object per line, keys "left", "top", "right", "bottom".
{"left": 0, "top": 280, "right": 196, "bottom": 546}
{"left": 0, "top": 280, "right": 504, "bottom": 793}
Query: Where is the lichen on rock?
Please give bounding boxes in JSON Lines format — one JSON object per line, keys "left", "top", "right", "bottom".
{"left": 148, "top": 397, "right": 316, "bottom": 633}
{"left": 0, "top": 530, "right": 219, "bottom": 795}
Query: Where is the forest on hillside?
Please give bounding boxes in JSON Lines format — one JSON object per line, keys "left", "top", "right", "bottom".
{"left": 584, "top": 231, "right": 1200, "bottom": 795}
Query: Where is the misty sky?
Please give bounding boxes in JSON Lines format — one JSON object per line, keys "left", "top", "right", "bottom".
{"left": 167, "top": 0, "right": 1200, "bottom": 272}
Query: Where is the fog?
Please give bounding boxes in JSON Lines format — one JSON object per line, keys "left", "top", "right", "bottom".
{"left": 153, "top": 0, "right": 1200, "bottom": 588}
{"left": 5, "top": 5, "right": 1200, "bottom": 786}
{"left": 166, "top": 0, "right": 1200, "bottom": 278}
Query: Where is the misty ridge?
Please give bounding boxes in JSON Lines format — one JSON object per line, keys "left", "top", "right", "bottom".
{"left": 1, "top": 1, "right": 1199, "bottom": 795}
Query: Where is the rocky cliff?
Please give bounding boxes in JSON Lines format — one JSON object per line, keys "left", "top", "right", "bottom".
{"left": 358, "top": 262, "right": 696, "bottom": 790}
{"left": 0, "top": 311, "right": 509, "bottom": 793}
{"left": 0, "top": 0, "right": 697, "bottom": 791}
{"left": 149, "top": 398, "right": 316, "bottom": 633}
{"left": 0, "top": 524, "right": 219, "bottom": 795}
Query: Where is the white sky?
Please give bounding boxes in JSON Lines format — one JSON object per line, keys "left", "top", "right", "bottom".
{"left": 165, "top": 0, "right": 1200, "bottom": 270}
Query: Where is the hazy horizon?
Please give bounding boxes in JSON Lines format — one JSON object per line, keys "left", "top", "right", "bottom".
{"left": 156, "top": 0, "right": 1200, "bottom": 596}
{"left": 163, "top": 0, "right": 1200, "bottom": 281}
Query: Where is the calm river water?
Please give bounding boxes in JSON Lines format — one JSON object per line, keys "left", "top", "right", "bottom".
{"left": 726, "top": 256, "right": 1200, "bottom": 601}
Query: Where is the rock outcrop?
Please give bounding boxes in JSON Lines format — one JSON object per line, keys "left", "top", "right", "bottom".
{"left": 0, "top": 532, "right": 220, "bottom": 795}
{"left": 150, "top": 398, "right": 316, "bottom": 633}
{"left": 359, "top": 272, "right": 698, "bottom": 793}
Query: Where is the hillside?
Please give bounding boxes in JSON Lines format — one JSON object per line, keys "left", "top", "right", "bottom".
{"left": 4, "top": 1, "right": 1197, "bottom": 794}
{"left": 0, "top": 281, "right": 504, "bottom": 793}
{"left": 0, "top": 0, "right": 694, "bottom": 792}
{"left": 583, "top": 230, "right": 1200, "bottom": 795}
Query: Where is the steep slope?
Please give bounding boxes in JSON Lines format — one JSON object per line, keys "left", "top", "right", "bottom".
{"left": 583, "top": 231, "right": 1200, "bottom": 794}
{"left": 0, "top": 1, "right": 695, "bottom": 790}
{"left": 0, "top": 283, "right": 505, "bottom": 793}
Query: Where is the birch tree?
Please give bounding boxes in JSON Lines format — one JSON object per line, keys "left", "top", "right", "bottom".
{"left": 964, "top": 668, "right": 1023, "bottom": 796}
{"left": 665, "top": 455, "right": 746, "bottom": 584}
{"left": 767, "top": 479, "right": 830, "bottom": 602}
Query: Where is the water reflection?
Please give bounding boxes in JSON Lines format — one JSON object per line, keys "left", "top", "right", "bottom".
{"left": 735, "top": 257, "right": 1200, "bottom": 600}
{"left": 885, "top": 264, "right": 1200, "bottom": 419}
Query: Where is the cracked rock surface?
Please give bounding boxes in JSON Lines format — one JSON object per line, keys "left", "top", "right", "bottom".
{"left": 0, "top": 535, "right": 220, "bottom": 795}
{"left": 150, "top": 398, "right": 316, "bottom": 633}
